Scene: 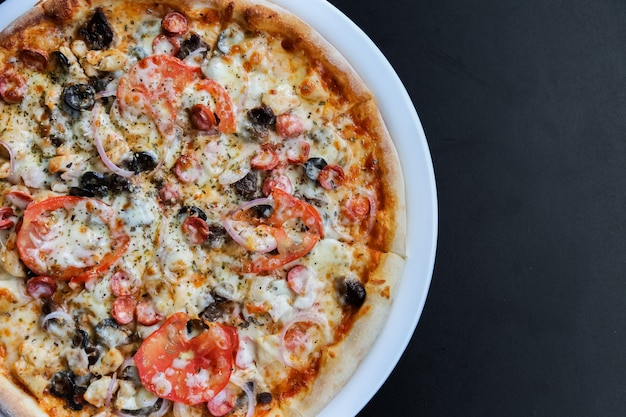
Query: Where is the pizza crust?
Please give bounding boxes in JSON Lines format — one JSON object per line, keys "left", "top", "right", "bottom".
{"left": 0, "top": 374, "right": 49, "bottom": 417}
{"left": 350, "top": 99, "right": 407, "bottom": 256}
{"left": 223, "top": 0, "right": 373, "bottom": 105}
{"left": 281, "top": 252, "right": 405, "bottom": 417}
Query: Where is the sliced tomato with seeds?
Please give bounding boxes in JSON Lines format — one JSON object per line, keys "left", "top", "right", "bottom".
{"left": 117, "top": 54, "right": 199, "bottom": 138}
{"left": 242, "top": 189, "right": 323, "bottom": 273}
{"left": 16, "top": 196, "right": 129, "bottom": 286}
{"left": 268, "top": 188, "right": 324, "bottom": 237}
{"left": 117, "top": 55, "right": 236, "bottom": 138}
{"left": 134, "top": 312, "right": 237, "bottom": 405}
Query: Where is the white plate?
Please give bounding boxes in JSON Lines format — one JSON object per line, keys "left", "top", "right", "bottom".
{"left": 0, "top": 1, "right": 438, "bottom": 416}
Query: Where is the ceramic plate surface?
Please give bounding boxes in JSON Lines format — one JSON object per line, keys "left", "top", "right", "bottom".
{"left": 0, "top": 1, "right": 438, "bottom": 416}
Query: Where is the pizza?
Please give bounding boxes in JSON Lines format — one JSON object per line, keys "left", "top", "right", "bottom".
{"left": 0, "top": 0, "right": 406, "bottom": 416}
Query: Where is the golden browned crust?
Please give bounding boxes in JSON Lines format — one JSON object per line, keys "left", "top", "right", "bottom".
{"left": 351, "top": 99, "right": 407, "bottom": 256}
{"left": 0, "top": 374, "right": 49, "bottom": 417}
{"left": 223, "top": 0, "right": 373, "bottom": 105}
{"left": 40, "top": 0, "right": 83, "bottom": 21}
{"left": 281, "top": 252, "right": 405, "bottom": 417}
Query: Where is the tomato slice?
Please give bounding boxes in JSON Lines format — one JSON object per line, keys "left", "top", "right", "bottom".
{"left": 268, "top": 188, "right": 324, "bottom": 237}
{"left": 194, "top": 79, "right": 236, "bottom": 134}
{"left": 244, "top": 228, "right": 319, "bottom": 274}
{"left": 117, "top": 54, "right": 198, "bottom": 138}
{"left": 242, "top": 189, "right": 324, "bottom": 274}
{"left": 117, "top": 55, "right": 236, "bottom": 137}
{"left": 16, "top": 196, "right": 129, "bottom": 285}
{"left": 134, "top": 312, "right": 237, "bottom": 405}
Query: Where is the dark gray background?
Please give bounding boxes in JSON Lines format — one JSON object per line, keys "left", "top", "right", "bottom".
{"left": 325, "top": 0, "right": 626, "bottom": 416}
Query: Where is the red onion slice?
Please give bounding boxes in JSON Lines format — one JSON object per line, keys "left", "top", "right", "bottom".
{"left": 41, "top": 310, "right": 74, "bottom": 327}
{"left": 223, "top": 197, "right": 276, "bottom": 252}
{"left": 150, "top": 399, "right": 171, "bottom": 417}
{"left": 218, "top": 168, "right": 249, "bottom": 185}
{"left": 365, "top": 191, "right": 378, "bottom": 237}
{"left": 184, "top": 48, "right": 208, "bottom": 67}
{"left": 119, "top": 356, "right": 136, "bottom": 372}
{"left": 222, "top": 220, "right": 277, "bottom": 253}
{"left": 233, "top": 197, "right": 274, "bottom": 214}
{"left": 92, "top": 102, "right": 135, "bottom": 178}
{"left": 105, "top": 371, "right": 118, "bottom": 407}
{"left": 95, "top": 88, "right": 118, "bottom": 100}
{"left": 278, "top": 311, "right": 330, "bottom": 368}
{"left": 0, "top": 140, "right": 17, "bottom": 183}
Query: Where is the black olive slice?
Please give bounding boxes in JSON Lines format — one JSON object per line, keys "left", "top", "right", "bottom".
{"left": 233, "top": 171, "right": 260, "bottom": 200}
{"left": 177, "top": 33, "right": 209, "bottom": 60}
{"left": 79, "top": 9, "right": 114, "bottom": 50}
{"left": 49, "top": 371, "right": 84, "bottom": 410}
{"left": 63, "top": 84, "right": 95, "bottom": 111}
{"left": 247, "top": 105, "right": 276, "bottom": 127}
{"left": 123, "top": 151, "right": 158, "bottom": 173}
{"left": 179, "top": 205, "right": 208, "bottom": 221}
{"left": 338, "top": 277, "right": 367, "bottom": 307}
{"left": 304, "top": 157, "right": 328, "bottom": 181}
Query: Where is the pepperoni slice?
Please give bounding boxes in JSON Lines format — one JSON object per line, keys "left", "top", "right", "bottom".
{"left": 318, "top": 164, "right": 345, "bottom": 190}
{"left": 161, "top": 12, "right": 188, "bottom": 36}
{"left": 182, "top": 216, "right": 210, "bottom": 245}
{"left": 189, "top": 103, "right": 217, "bottom": 131}
{"left": 110, "top": 270, "right": 139, "bottom": 297}
{"left": 285, "top": 139, "right": 311, "bottom": 164}
{"left": 0, "top": 71, "right": 27, "bottom": 104}
{"left": 207, "top": 385, "right": 237, "bottom": 417}
{"left": 4, "top": 190, "right": 33, "bottom": 209}
{"left": 158, "top": 182, "right": 181, "bottom": 205}
{"left": 112, "top": 296, "right": 137, "bottom": 325}
{"left": 152, "top": 34, "right": 180, "bottom": 56}
{"left": 174, "top": 154, "right": 203, "bottom": 184}
{"left": 0, "top": 207, "right": 15, "bottom": 230}
{"left": 136, "top": 300, "right": 163, "bottom": 326}
{"left": 341, "top": 195, "right": 371, "bottom": 222}
{"left": 251, "top": 148, "right": 279, "bottom": 171}
{"left": 19, "top": 49, "right": 49, "bottom": 71}
{"left": 276, "top": 113, "right": 304, "bottom": 138}
{"left": 26, "top": 276, "right": 57, "bottom": 299}
{"left": 262, "top": 174, "right": 293, "bottom": 196}
{"left": 286, "top": 265, "right": 312, "bottom": 295}
{"left": 194, "top": 79, "right": 236, "bottom": 134}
